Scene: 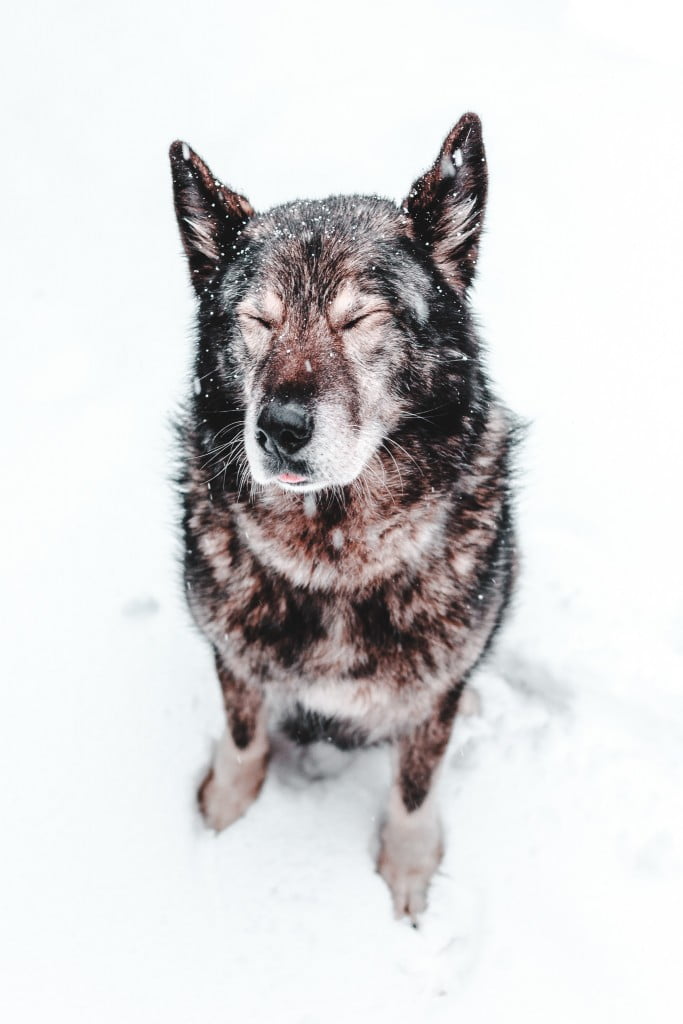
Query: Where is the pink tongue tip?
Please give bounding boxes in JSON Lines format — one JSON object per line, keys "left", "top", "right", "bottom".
{"left": 278, "top": 472, "right": 308, "bottom": 484}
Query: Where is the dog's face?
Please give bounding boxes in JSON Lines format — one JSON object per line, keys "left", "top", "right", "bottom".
{"left": 170, "top": 115, "right": 488, "bottom": 495}
{"left": 230, "top": 199, "right": 428, "bottom": 495}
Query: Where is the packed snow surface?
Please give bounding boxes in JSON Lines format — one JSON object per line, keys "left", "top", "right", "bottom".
{"left": 1, "top": 2, "right": 682, "bottom": 1022}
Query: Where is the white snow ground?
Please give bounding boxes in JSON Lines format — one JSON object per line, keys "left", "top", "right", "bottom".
{"left": 1, "top": 2, "right": 682, "bottom": 1021}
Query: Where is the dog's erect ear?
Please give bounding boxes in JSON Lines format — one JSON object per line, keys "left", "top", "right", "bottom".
{"left": 403, "top": 113, "right": 487, "bottom": 294}
{"left": 169, "top": 141, "right": 254, "bottom": 294}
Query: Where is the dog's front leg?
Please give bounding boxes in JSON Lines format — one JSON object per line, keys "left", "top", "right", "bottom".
{"left": 198, "top": 652, "right": 269, "bottom": 832}
{"left": 378, "top": 686, "right": 462, "bottom": 920}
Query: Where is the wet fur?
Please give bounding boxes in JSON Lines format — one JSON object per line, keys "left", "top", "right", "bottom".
{"left": 170, "top": 113, "right": 518, "bottom": 918}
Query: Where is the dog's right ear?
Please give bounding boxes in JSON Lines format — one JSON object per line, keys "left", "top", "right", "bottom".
{"left": 169, "top": 141, "right": 254, "bottom": 294}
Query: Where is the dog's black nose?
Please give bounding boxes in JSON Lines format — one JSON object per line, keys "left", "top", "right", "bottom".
{"left": 256, "top": 400, "right": 314, "bottom": 455}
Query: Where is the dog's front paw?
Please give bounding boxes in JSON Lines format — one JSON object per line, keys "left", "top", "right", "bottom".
{"left": 197, "top": 760, "right": 267, "bottom": 831}
{"left": 377, "top": 818, "right": 443, "bottom": 922}
{"left": 196, "top": 729, "right": 268, "bottom": 831}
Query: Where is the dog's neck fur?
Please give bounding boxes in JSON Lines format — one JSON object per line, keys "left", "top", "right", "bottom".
{"left": 231, "top": 471, "right": 452, "bottom": 594}
{"left": 186, "top": 398, "right": 506, "bottom": 600}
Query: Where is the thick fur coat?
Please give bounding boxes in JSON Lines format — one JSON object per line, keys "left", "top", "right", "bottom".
{"left": 169, "top": 113, "right": 517, "bottom": 919}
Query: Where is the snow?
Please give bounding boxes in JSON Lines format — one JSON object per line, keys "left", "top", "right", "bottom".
{"left": 1, "top": 2, "right": 682, "bottom": 1022}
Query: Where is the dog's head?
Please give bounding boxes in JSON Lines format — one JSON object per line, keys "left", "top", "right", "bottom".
{"left": 170, "top": 115, "right": 487, "bottom": 495}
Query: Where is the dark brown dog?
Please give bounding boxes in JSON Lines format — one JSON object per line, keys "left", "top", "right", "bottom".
{"left": 169, "top": 113, "right": 517, "bottom": 919}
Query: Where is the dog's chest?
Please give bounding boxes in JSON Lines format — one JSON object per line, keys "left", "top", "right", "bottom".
{"left": 188, "top": 490, "right": 472, "bottom": 687}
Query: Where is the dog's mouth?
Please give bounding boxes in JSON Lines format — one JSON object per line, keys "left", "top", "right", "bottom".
{"left": 272, "top": 468, "right": 331, "bottom": 494}
{"left": 277, "top": 472, "right": 309, "bottom": 486}
{"left": 270, "top": 461, "right": 315, "bottom": 490}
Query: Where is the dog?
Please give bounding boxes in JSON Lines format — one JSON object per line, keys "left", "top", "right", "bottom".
{"left": 169, "top": 113, "right": 517, "bottom": 919}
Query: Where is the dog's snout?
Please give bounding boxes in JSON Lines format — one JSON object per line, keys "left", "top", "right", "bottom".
{"left": 256, "top": 400, "right": 314, "bottom": 455}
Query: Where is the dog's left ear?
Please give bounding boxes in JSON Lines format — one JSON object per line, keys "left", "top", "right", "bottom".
{"left": 169, "top": 141, "right": 254, "bottom": 294}
{"left": 403, "top": 113, "right": 487, "bottom": 294}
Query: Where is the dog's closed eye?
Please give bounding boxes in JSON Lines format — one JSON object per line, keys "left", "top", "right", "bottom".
{"left": 246, "top": 315, "right": 273, "bottom": 330}
{"left": 342, "top": 309, "right": 390, "bottom": 331}
{"left": 342, "top": 314, "right": 369, "bottom": 331}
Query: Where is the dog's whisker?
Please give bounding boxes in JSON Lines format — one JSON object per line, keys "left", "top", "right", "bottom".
{"left": 210, "top": 419, "right": 245, "bottom": 444}
{"left": 236, "top": 457, "right": 252, "bottom": 502}
{"left": 197, "top": 439, "right": 244, "bottom": 468}
{"left": 201, "top": 440, "right": 247, "bottom": 486}
{"left": 367, "top": 453, "right": 395, "bottom": 507}
{"left": 202, "top": 450, "right": 242, "bottom": 481}
{"left": 384, "top": 436, "right": 423, "bottom": 475}
{"left": 400, "top": 402, "right": 450, "bottom": 426}
{"left": 192, "top": 426, "right": 245, "bottom": 462}
{"left": 380, "top": 443, "right": 405, "bottom": 495}
{"left": 205, "top": 459, "right": 231, "bottom": 486}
